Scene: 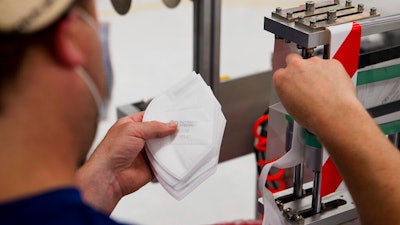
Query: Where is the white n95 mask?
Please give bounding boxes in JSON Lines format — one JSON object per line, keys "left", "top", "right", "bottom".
{"left": 143, "top": 71, "right": 226, "bottom": 200}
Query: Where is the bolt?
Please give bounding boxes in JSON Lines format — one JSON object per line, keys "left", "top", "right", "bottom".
{"left": 275, "top": 200, "right": 284, "bottom": 211}
{"left": 306, "top": 1, "right": 315, "bottom": 13}
{"left": 302, "top": 48, "right": 315, "bottom": 58}
{"left": 358, "top": 4, "right": 364, "bottom": 12}
{"left": 370, "top": 7, "right": 377, "bottom": 15}
{"left": 327, "top": 9, "right": 337, "bottom": 23}
{"left": 284, "top": 208, "right": 293, "bottom": 219}
{"left": 345, "top": 0, "right": 352, "bottom": 7}
{"left": 293, "top": 214, "right": 305, "bottom": 224}
{"left": 287, "top": 11, "right": 293, "bottom": 19}
{"left": 298, "top": 15, "right": 305, "bottom": 22}
{"left": 276, "top": 7, "right": 282, "bottom": 14}
{"left": 310, "top": 18, "right": 317, "bottom": 27}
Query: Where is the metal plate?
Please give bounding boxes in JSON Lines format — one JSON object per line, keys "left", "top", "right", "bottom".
{"left": 271, "top": 0, "right": 380, "bottom": 31}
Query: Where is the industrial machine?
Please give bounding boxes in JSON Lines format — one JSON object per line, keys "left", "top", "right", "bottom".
{"left": 258, "top": 0, "right": 400, "bottom": 224}
{"left": 114, "top": 1, "right": 399, "bottom": 222}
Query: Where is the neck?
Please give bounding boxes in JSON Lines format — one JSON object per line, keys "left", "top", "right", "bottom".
{"left": 0, "top": 47, "right": 94, "bottom": 203}
{"left": 0, "top": 105, "right": 79, "bottom": 202}
{"left": 0, "top": 138, "right": 78, "bottom": 203}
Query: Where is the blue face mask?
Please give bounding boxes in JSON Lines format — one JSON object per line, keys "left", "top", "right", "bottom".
{"left": 74, "top": 8, "right": 114, "bottom": 121}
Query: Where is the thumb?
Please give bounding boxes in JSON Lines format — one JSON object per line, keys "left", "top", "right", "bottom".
{"left": 135, "top": 120, "right": 178, "bottom": 140}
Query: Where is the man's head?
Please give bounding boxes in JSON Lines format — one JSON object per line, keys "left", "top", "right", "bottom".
{"left": 0, "top": 0, "right": 126, "bottom": 113}
{"left": 0, "top": 0, "right": 72, "bottom": 113}
{"left": 0, "top": 0, "right": 100, "bottom": 112}
{"left": 0, "top": 0, "right": 112, "bottom": 164}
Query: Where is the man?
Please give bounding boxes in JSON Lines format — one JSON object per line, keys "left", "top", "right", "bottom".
{"left": 0, "top": 0, "right": 177, "bottom": 224}
{"left": 1, "top": 1, "right": 397, "bottom": 225}
{"left": 273, "top": 53, "right": 400, "bottom": 225}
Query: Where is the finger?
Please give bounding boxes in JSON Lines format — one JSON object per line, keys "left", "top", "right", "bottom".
{"left": 133, "top": 120, "right": 178, "bottom": 140}
{"left": 127, "top": 111, "right": 145, "bottom": 122}
{"left": 285, "top": 52, "right": 303, "bottom": 66}
{"left": 273, "top": 65, "right": 291, "bottom": 89}
{"left": 140, "top": 150, "right": 155, "bottom": 181}
{"left": 272, "top": 67, "right": 285, "bottom": 85}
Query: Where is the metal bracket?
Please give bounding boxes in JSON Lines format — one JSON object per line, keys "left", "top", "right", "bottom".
{"left": 273, "top": 0, "right": 379, "bottom": 31}
{"left": 264, "top": 1, "right": 400, "bottom": 49}
{"left": 258, "top": 182, "right": 358, "bottom": 225}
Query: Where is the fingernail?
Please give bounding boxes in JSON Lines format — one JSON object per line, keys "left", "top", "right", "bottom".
{"left": 167, "top": 121, "right": 178, "bottom": 128}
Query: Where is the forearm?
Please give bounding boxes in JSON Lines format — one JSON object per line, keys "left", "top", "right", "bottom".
{"left": 314, "top": 101, "right": 400, "bottom": 224}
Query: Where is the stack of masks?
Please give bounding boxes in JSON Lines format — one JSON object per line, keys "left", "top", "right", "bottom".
{"left": 143, "top": 72, "right": 226, "bottom": 200}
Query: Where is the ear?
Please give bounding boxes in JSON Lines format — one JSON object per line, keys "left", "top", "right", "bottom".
{"left": 53, "top": 12, "right": 84, "bottom": 67}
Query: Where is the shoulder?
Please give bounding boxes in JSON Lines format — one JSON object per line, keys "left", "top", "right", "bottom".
{"left": 0, "top": 188, "right": 132, "bottom": 225}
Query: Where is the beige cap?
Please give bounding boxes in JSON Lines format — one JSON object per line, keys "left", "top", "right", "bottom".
{"left": 0, "top": 0, "right": 75, "bottom": 34}
{"left": 0, "top": 0, "right": 132, "bottom": 34}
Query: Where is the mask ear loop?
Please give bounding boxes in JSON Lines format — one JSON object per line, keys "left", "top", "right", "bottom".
{"left": 75, "top": 67, "right": 103, "bottom": 116}
{"left": 74, "top": 8, "right": 109, "bottom": 120}
{"left": 75, "top": 7, "right": 99, "bottom": 31}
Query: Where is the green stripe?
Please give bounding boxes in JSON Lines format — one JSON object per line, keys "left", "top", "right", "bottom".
{"left": 304, "top": 129, "right": 322, "bottom": 149}
{"left": 379, "top": 120, "right": 400, "bottom": 135}
{"left": 357, "top": 64, "right": 400, "bottom": 85}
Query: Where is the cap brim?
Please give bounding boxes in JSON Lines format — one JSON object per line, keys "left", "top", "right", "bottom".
{"left": 0, "top": 0, "right": 75, "bottom": 34}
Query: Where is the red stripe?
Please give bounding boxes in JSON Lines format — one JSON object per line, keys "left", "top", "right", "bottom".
{"left": 321, "top": 158, "right": 342, "bottom": 197}
{"left": 322, "top": 22, "right": 361, "bottom": 196}
{"left": 332, "top": 22, "right": 362, "bottom": 77}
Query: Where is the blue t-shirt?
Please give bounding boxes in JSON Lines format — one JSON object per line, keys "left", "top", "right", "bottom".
{"left": 0, "top": 188, "right": 131, "bottom": 225}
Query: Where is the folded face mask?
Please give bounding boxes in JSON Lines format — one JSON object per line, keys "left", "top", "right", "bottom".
{"left": 143, "top": 71, "right": 226, "bottom": 200}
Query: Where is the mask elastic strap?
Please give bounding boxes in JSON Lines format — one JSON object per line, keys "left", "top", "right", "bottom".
{"left": 75, "top": 7, "right": 98, "bottom": 31}
{"left": 75, "top": 67, "right": 103, "bottom": 115}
